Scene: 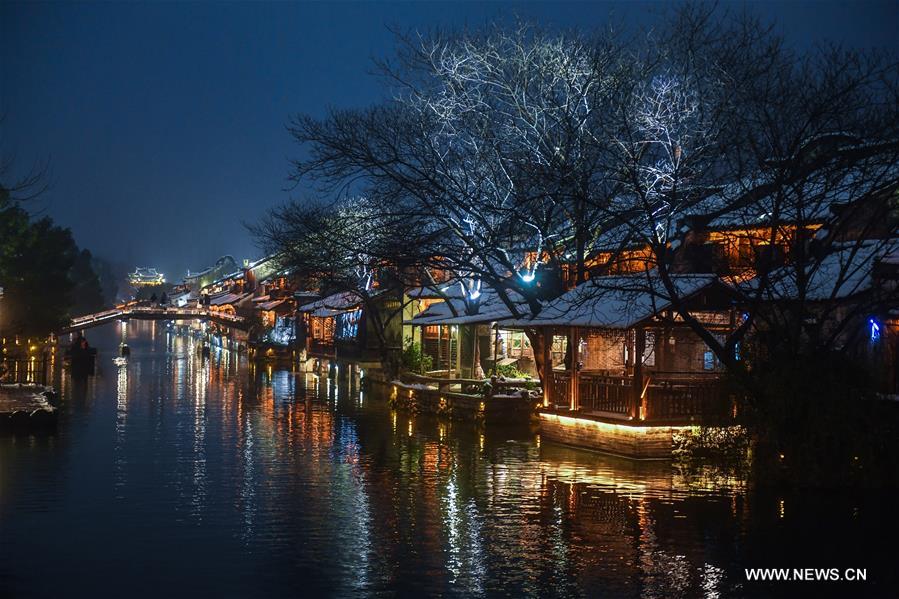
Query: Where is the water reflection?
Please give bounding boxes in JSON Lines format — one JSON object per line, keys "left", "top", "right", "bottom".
{"left": 191, "top": 351, "right": 207, "bottom": 519}
{"left": 0, "top": 320, "right": 894, "bottom": 598}
{"left": 114, "top": 355, "right": 128, "bottom": 496}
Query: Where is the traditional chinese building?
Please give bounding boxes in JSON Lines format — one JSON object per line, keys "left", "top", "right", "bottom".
{"left": 128, "top": 267, "right": 165, "bottom": 287}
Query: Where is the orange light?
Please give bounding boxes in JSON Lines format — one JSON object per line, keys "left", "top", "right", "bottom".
{"left": 539, "top": 412, "right": 696, "bottom": 436}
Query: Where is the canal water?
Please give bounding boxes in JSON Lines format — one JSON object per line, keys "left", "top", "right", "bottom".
{"left": 1, "top": 321, "right": 895, "bottom": 598}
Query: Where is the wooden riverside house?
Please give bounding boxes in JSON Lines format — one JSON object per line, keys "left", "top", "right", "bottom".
{"left": 297, "top": 289, "right": 405, "bottom": 368}
{"left": 297, "top": 291, "right": 358, "bottom": 360}
{"left": 404, "top": 285, "right": 466, "bottom": 374}
{"left": 397, "top": 287, "right": 541, "bottom": 422}
{"left": 398, "top": 156, "right": 895, "bottom": 455}
{"left": 407, "top": 287, "right": 535, "bottom": 378}
{"left": 526, "top": 136, "right": 899, "bottom": 456}
{"left": 505, "top": 273, "right": 740, "bottom": 458}
{"left": 187, "top": 254, "right": 302, "bottom": 356}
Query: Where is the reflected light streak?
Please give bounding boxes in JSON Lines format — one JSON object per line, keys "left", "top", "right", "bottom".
{"left": 113, "top": 359, "right": 129, "bottom": 496}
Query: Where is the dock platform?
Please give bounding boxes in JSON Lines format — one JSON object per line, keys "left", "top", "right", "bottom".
{"left": 0, "top": 383, "right": 58, "bottom": 433}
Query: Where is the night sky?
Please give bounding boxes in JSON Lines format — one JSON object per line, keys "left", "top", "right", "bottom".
{"left": 2, "top": 1, "right": 896, "bottom": 281}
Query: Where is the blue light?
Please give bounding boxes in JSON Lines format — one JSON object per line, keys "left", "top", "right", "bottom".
{"left": 869, "top": 318, "right": 881, "bottom": 342}
{"left": 266, "top": 316, "right": 297, "bottom": 346}
{"left": 336, "top": 309, "right": 362, "bottom": 340}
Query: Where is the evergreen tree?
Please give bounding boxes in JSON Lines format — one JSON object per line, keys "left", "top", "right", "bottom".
{"left": 0, "top": 188, "right": 106, "bottom": 338}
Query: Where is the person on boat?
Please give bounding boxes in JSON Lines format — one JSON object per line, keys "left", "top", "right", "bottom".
{"left": 70, "top": 334, "right": 96, "bottom": 378}
{"left": 70, "top": 334, "right": 87, "bottom": 357}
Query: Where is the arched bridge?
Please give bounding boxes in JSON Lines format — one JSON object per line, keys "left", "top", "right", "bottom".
{"left": 61, "top": 306, "right": 247, "bottom": 334}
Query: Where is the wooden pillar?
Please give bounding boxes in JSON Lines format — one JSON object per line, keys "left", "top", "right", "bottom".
{"left": 447, "top": 325, "right": 453, "bottom": 377}
{"left": 454, "top": 326, "right": 462, "bottom": 377}
{"left": 633, "top": 326, "right": 645, "bottom": 420}
{"left": 471, "top": 326, "right": 478, "bottom": 377}
{"left": 543, "top": 328, "right": 552, "bottom": 407}
{"left": 660, "top": 325, "right": 670, "bottom": 372}
{"left": 492, "top": 324, "right": 499, "bottom": 376}
{"left": 570, "top": 326, "right": 580, "bottom": 411}
{"left": 436, "top": 325, "right": 442, "bottom": 372}
{"left": 729, "top": 308, "right": 737, "bottom": 362}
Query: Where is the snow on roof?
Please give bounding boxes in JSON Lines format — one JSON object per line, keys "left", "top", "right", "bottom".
{"left": 506, "top": 273, "right": 719, "bottom": 329}
{"left": 590, "top": 221, "right": 645, "bottom": 253}
{"left": 744, "top": 240, "right": 898, "bottom": 301}
{"left": 697, "top": 153, "right": 899, "bottom": 230}
{"left": 185, "top": 255, "right": 237, "bottom": 279}
{"left": 209, "top": 292, "right": 250, "bottom": 306}
{"left": 246, "top": 255, "right": 277, "bottom": 270}
{"left": 406, "top": 283, "right": 466, "bottom": 300}
{"left": 293, "top": 291, "right": 320, "bottom": 299}
{"left": 586, "top": 188, "right": 749, "bottom": 254}
{"left": 705, "top": 182, "right": 848, "bottom": 230}
{"left": 408, "top": 288, "right": 529, "bottom": 326}
{"left": 298, "top": 291, "right": 361, "bottom": 312}
{"left": 258, "top": 299, "right": 287, "bottom": 311}
{"left": 310, "top": 308, "right": 344, "bottom": 318}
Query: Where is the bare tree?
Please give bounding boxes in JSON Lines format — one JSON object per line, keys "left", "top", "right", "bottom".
{"left": 600, "top": 7, "right": 899, "bottom": 385}
{"left": 285, "top": 25, "right": 641, "bottom": 382}
{"left": 578, "top": 6, "right": 899, "bottom": 480}
{"left": 266, "top": 8, "right": 898, "bottom": 479}
{"left": 251, "top": 196, "right": 419, "bottom": 360}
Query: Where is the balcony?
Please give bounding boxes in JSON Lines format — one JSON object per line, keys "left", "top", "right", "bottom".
{"left": 546, "top": 369, "right": 735, "bottom": 426}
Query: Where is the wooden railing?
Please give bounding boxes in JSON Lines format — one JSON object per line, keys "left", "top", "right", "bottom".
{"left": 644, "top": 378, "right": 732, "bottom": 422}
{"left": 549, "top": 370, "right": 572, "bottom": 408}
{"left": 404, "top": 372, "right": 484, "bottom": 392}
{"left": 309, "top": 339, "right": 335, "bottom": 357}
{"left": 578, "top": 373, "right": 632, "bottom": 416}
{"left": 399, "top": 372, "right": 536, "bottom": 399}
{"left": 0, "top": 358, "right": 52, "bottom": 385}
{"left": 546, "top": 369, "right": 734, "bottom": 424}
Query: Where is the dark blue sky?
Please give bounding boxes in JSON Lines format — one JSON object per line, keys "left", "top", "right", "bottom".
{"left": 2, "top": 1, "right": 896, "bottom": 280}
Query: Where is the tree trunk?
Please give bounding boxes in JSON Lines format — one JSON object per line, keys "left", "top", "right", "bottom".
{"left": 525, "top": 327, "right": 546, "bottom": 387}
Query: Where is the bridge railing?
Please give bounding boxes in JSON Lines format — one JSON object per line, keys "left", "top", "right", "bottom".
{"left": 70, "top": 308, "right": 122, "bottom": 325}
{"left": 67, "top": 306, "right": 247, "bottom": 330}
